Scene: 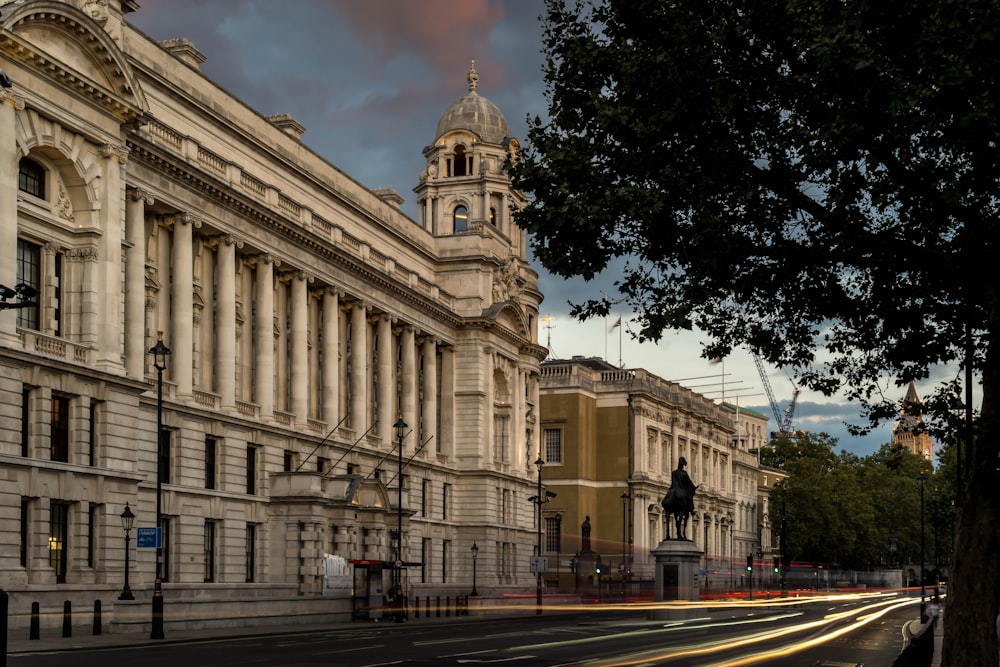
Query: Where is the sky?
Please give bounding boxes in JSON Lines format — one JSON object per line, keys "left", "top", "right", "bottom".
{"left": 128, "top": 0, "right": 906, "bottom": 456}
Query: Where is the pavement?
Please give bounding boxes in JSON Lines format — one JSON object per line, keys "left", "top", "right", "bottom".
{"left": 929, "top": 611, "right": 944, "bottom": 667}
{"left": 3, "top": 610, "right": 479, "bottom": 656}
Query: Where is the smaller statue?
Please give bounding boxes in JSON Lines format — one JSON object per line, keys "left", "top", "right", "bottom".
{"left": 581, "top": 516, "right": 592, "bottom": 553}
{"left": 661, "top": 457, "right": 697, "bottom": 540}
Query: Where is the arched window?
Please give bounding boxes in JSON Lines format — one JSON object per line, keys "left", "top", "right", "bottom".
{"left": 453, "top": 205, "right": 468, "bottom": 233}
{"left": 453, "top": 146, "right": 468, "bottom": 176}
{"left": 489, "top": 207, "right": 497, "bottom": 226}
{"left": 18, "top": 157, "right": 45, "bottom": 198}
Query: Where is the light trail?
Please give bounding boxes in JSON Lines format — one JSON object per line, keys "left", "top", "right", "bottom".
{"left": 582, "top": 596, "right": 915, "bottom": 666}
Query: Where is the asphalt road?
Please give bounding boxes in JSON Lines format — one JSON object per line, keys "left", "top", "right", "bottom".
{"left": 8, "top": 593, "right": 918, "bottom": 667}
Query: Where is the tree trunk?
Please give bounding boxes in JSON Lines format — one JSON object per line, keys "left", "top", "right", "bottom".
{"left": 942, "top": 317, "right": 1000, "bottom": 665}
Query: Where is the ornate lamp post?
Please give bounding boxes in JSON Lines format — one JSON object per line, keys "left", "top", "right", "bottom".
{"left": 393, "top": 416, "right": 407, "bottom": 621}
{"left": 918, "top": 472, "right": 927, "bottom": 622}
{"left": 0, "top": 283, "right": 38, "bottom": 311}
{"left": 149, "top": 333, "right": 170, "bottom": 639}
{"left": 118, "top": 503, "right": 135, "bottom": 600}
{"left": 471, "top": 542, "right": 479, "bottom": 596}
{"left": 534, "top": 456, "right": 544, "bottom": 615}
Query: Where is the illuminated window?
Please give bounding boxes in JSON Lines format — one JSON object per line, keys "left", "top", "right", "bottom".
{"left": 454, "top": 205, "right": 468, "bottom": 233}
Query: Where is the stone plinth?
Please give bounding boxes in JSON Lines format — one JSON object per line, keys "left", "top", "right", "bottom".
{"left": 650, "top": 539, "right": 703, "bottom": 620}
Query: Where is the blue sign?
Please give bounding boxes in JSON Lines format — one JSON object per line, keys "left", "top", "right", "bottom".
{"left": 136, "top": 527, "right": 161, "bottom": 549}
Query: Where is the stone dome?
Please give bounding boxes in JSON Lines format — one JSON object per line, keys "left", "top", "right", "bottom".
{"left": 435, "top": 61, "right": 509, "bottom": 145}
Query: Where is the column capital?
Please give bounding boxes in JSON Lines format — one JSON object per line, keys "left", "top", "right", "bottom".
{"left": 100, "top": 142, "right": 130, "bottom": 164}
{"left": 0, "top": 89, "right": 25, "bottom": 111}
{"left": 127, "top": 186, "right": 155, "bottom": 205}
{"left": 172, "top": 212, "right": 202, "bottom": 229}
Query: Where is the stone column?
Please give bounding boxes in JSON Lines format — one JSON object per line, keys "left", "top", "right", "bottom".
{"left": 400, "top": 326, "right": 416, "bottom": 453}
{"left": 421, "top": 337, "right": 438, "bottom": 451}
{"left": 349, "top": 301, "right": 368, "bottom": 432}
{"left": 290, "top": 271, "right": 309, "bottom": 425}
{"left": 171, "top": 214, "right": 196, "bottom": 398}
{"left": 95, "top": 143, "right": 128, "bottom": 372}
{"left": 376, "top": 314, "right": 394, "bottom": 441}
{"left": 438, "top": 346, "right": 454, "bottom": 459}
{"left": 254, "top": 255, "right": 275, "bottom": 419}
{"left": 321, "top": 290, "right": 340, "bottom": 426}
{"left": 125, "top": 188, "right": 152, "bottom": 378}
{"left": 0, "top": 90, "right": 23, "bottom": 345}
{"left": 216, "top": 236, "right": 238, "bottom": 410}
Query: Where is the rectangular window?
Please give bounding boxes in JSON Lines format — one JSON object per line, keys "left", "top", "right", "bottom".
{"left": 49, "top": 501, "right": 69, "bottom": 583}
{"left": 21, "top": 387, "right": 31, "bottom": 457}
{"left": 88, "top": 400, "right": 102, "bottom": 466}
{"left": 442, "top": 540, "right": 449, "bottom": 583}
{"left": 20, "top": 497, "right": 29, "bottom": 568}
{"left": 159, "top": 429, "right": 171, "bottom": 485}
{"left": 544, "top": 428, "right": 562, "bottom": 464}
{"left": 50, "top": 394, "right": 69, "bottom": 463}
{"left": 16, "top": 239, "right": 41, "bottom": 331}
{"left": 421, "top": 480, "right": 429, "bottom": 517}
{"left": 246, "top": 445, "right": 258, "bottom": 494}
{"left": 203, "top": 520, "right": 216, "bottom": 583}
{"left": 245, "top": 524, "right": 257, "bottom": 583}
{"left": 545, "top": 516, "right": 562, "bottom": 554}
{"left": 442, "top": 483, "right": 450, "bottom": 520}
{"left": 87, "top": 503, "right": 96, "bottom": 568}
{"left": 421, "top": 538, "right": 430, "bottom": 584}
{"left": 316, "top": 457, "right": 329, "bottom": 474}
{"left": 205, "top": 437, "right": 217, "bottom": 489}
{"left": 283, "top": 450, "right": 293, "bottom": 472}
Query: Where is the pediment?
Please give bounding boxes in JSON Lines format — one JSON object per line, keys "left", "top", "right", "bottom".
{"left": 482, "top": 301, "right": 528, "bottom": 337}
{"left": 0, "top": 1, "right": 148, "bottom": 120}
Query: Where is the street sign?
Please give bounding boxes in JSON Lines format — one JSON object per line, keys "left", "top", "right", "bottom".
{"left": 136, "top": 527, "right": 161, "bottom": 548}
{"left": 530, "top": 556, "right": 549, "bottom": 573}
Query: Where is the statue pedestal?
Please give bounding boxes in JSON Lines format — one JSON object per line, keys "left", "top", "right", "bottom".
{"left": 650, "top": 539, "right": 703, "bottom": 620}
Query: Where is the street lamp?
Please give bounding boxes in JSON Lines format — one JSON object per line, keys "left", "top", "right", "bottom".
{"left": 620, "top": 491, "right": 630, "bottom": 582}
{"left": 534, "top": 456, "right": 544, "bottom": 616}
{"left": 471, "top": 542, "right": 479, "bottom": 596}
{"left": 918, "top": 472, "right": 927, "bottom": 622}
{"left": 119, "top": 503, "right": 135, "bottom": 601}
{"left": 0, "top": 283, "right": 38, "bottom": 310}
{"left": 148, "top": 332, "right": 170, "bottom": 639}
{"left": 393, "top": 416, "right": 407, "bottom": 622}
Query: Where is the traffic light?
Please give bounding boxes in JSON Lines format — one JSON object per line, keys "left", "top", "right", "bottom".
{"left": 746, "top": 554, "right": 753, "bottom": 572}
{"left": 595, "top": 563, "right": 602, "bottom": 575}
{"left": 773, "top": 557, "right": 780, "bottom": 574}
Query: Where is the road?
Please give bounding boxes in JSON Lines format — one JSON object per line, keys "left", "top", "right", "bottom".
{"left": 8, "top": 592, "right": 917, "bottom": 667}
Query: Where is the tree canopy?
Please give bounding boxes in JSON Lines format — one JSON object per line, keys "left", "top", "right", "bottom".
{"left": 510, "top": 1, "right": 1000, "bottom": 662}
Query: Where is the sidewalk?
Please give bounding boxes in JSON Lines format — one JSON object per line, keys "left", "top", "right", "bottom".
{"left": 4, "top": 610, "right": 477, "bottom": 655}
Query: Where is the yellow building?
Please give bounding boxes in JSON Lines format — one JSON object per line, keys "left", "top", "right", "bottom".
{"left": 538, "top": 357, "right": 771, "bottom": 591}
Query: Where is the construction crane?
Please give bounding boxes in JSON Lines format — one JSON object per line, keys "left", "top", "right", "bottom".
{"left": 751, "top": 352, "right": 801, "bottom": 439}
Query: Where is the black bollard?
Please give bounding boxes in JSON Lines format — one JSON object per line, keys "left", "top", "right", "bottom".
{"left": 425, "top": 596, "right": 430, "bottom": 618}
{"left": 92, "top": 599, "right": 102, "bottom": 635}
{"left": 446, "top": 596, "right": 451, "bottom": 617}
{"left": 436, "top": 595, "right": 441, "bottom": 617}
{"left": 29, "top": 602, "right": 39, "bottom": 640}
{"left": 62, "top": 600, "right": 71, "bottom": 638}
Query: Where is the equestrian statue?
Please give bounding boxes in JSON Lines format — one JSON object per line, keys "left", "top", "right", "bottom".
{"left": 661, "top": 456, "right": 697, "bottom": 541}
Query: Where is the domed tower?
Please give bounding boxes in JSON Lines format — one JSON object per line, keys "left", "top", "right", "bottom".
{"left": 415, "top": 61, "right": 527, "bottom": 260}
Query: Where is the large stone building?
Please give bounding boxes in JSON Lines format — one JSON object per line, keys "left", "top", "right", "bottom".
{"left": 538, "top": 357, "right": 771, "bottom": 591}
{"left": 0, "top": 0, "right": 544, "bottom": 631}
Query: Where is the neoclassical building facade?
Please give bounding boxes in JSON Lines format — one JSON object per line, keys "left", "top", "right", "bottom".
{"left": 0, "top": 0, "right": 544, "bottom": 630}
{"left": 537, "top": 357, "right": 772, "bottom": 590}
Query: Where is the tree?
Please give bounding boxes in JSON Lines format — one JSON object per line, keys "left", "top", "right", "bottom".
{"left": 510, "top": 1, "right": 1000, "bottom": 662}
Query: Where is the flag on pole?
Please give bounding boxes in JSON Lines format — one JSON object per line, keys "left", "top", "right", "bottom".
{"left": 609, "top": 317, "right": 621, "bottom": 332}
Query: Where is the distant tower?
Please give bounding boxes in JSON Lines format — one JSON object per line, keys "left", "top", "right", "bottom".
{"left": 892, "top": 382, "right": 933, "bottom": 461}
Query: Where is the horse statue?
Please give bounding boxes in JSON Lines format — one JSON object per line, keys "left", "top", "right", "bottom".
{"left": 661, "top": 456, "right": 696, "bottom": 540}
